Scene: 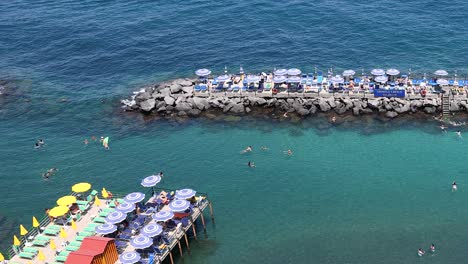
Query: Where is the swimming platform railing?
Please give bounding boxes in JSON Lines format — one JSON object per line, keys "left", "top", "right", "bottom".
{"left": 6, "top": 187, "right": 214, "bottom": 262}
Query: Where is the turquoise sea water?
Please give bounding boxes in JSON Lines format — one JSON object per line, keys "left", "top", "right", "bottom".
{"left": 1, "top": 0, "right": 467, "bottom": 263}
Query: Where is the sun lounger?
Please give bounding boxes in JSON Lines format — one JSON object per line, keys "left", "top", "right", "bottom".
{"left": 23, "top": 247, "right": 39, "bottom": 254}
{"left": 32, "top": 238, "right": 49, "bottom": 247}
{"left": 44, "top": 228, "right": 60, "bottom": 236}
{"left": 55, "top": 255, "right": 68, "bottom": 262}
{"left": 92, "top": 217, "right": 106, "bottom": 223}
{"left": 99, "top": 211, "right": 110, "bottom": 217}
{"left": 78, "top": 231, "right": 94, "bottom": 237}
{"left": 75, "top": 236, "right": 86, "bottom": 241}
{"left": 66, "top": 245, "right": 80, "bottom": 251}
{"left": 70, "top": 241, "right": 82, "bottom": 247}
{"left": 19, "top": 252, "right": 35, "bottom": 259}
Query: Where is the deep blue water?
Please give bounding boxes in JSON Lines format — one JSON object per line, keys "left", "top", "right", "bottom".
{"left": 0, "top": 0, "right": 467, "bottom": 263}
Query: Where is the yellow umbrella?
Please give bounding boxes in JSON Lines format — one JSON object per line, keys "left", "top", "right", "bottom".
{"left": 71, "top": 219, "right": 77, "bottom": 230}
{"left": 59, "top": 228, "right": 67, "bottom": 239}
{"left": 38, "top": 250, "right": 45, "bottom": 261}
{"left": 0, "top": 252, "right": 4, "bottom": 261}
{"left": 48, "top": 206, "right": 69, "bottom": 218}
{"left": 20, "top": 225, "right": 28, "bottom": 236}
{"left": 72, "top": 182, "right": 91, "bottom": 193}
{"left": 50, "top": 239, "right": 56, "bottom": 250}
{"left": 13, "top": 235, "right": 20, "bottom": 246}
{"left": 95, "top": 195, "right": 101, "bottom": 206}
{"left": 56, "top": 195, "right": 77, "bottom": 206}
{"left": 101, "top": 188, "right": 109, "bottom": 198}
{"left": 32, "top": 216, "right": 40, "bottom": 228}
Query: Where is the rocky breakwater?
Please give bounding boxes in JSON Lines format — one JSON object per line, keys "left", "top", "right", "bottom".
{"left": 122, "top": 79, "right": 468, "bottom": 118}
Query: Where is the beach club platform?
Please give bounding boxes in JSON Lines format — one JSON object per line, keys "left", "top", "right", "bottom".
{"left": 6, "top": 177, "right": 214, "bottom": 264}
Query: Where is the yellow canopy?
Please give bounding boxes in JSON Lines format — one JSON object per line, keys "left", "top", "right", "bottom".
{"left": 48, "top": 206, "right": 69, "bottom": 218}
{"left": 59, "top": 228, "right": 67, "bottom": 239}
{"left": 50, "top": 239, "right": 56, "bottom": 250}
{"left": 95, "top": 195, "right": 101, "bottom": 206}
{"left": 20, "top": 225, "right": 28, "bottom": 236}
{"left": 72, "top": 182, "right": 91, "bottom": 193}
{"left": 102, "top": 188, "right": 109, "bottom": 198}
{"left": 56, "top": 195, "right": 77, "bottom": 206}
{"left": 32, "top": 216, "right": 40, "bottom": 228}
{"left": 38, "top": 250, "right": 45, "bottom": 261}
{"left": 13, "top": 235, "right": 20, "bottom": 246}
{"left": 0, "top": 252, "right": 5, "bottom": 261}
{"left": 71, "top": 219, "right": 77, "bottom": 230}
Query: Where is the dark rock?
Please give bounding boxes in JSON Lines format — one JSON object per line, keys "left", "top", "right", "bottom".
{"left": 423, "top": 106, "right": 436, "bottom": 114}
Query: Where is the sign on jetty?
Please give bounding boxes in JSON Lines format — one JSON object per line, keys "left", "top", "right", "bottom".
{"left": 374, "top": 89, "right": 405, "bottom": 98}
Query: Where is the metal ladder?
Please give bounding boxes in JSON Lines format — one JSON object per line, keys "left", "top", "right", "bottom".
{"left": 442, "top": 93, "right": 450, "bottom": 117}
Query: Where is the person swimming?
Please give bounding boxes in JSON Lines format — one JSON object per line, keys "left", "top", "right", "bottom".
{"left": 84, "top": 139, "right": 89, "bottom": 145}
{"left": 452, "top": 181, "right": 457, "bottom": 191}
{"left": 260, "top": 146, "right": 268, "bottom": 151}
{"left": 242, "top": 146, "right": 253, "bottom": 153}
{"left": 38, "top": 139, "right": 45, "bottom": 145}
{"left": 429, "top": 244, "right": 435, "bottom": 253}
{"left": 247, "top": 161, "right": 255, "bottom": 168}
{"left": 283, "top": 149, "right": 293, "bottom": 156}
{"left": 283, "top": 112, "right": 288, "bottom": 118}
{"left": 418, "top": 248, "right": 425, "bottom": 257}
{"left": 331, "top": 116, "right": 336, "bottom": 123}
{"left": 456, "top": 130, "right": 462, "bottom": 137}
{"left": 439, "top": 124, "right": 446, "bottom": 130}
{"left": 158, "top": 171, "right": 164, "bottom": 177}
{"left": 34, "top": 142, "right": 40, "bottom": 149}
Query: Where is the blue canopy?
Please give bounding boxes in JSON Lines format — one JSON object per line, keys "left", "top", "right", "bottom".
{"left": 342, "top": 70, "right": 355, "bottom": 77}
{"left": 330, "top": 75, "right": 344, "bottom": 83}
{"left": 169, "top": 199, "right": 191, "bottom": 212}
{"left": 95, "top": 223, "right": 117, "bottom": 235}
{"left": 246, "top": 75, "right": 260, "bottom": 83}
{"left": 105, "top": 211, "right": 127, "bottom": 224}
{"left": 386, "top": 69, "right": 400, "bottom": 76}
{"left": 116, "top": 202, "right": 136, "bottom": 214}
{"left": 124, "top": 192, "right": 145, "bottom": 204}
{"left": 195, "top": 69, "right": 211, "bottom": 77}
{"left": 375, "top": 76, "right": 388, "bottom": 83}
{"left": 434, "top": 69, "right": 448, "bottom": 76}
{"left": 436, "top": 79, "right": 449, "bottom": 85}
{"left": 141, "top": 223, "right": 163, "bottom": 237}
{"left": 286, "top": 76, "right": 301, "bottom": 83}
{"left": 273, "top": 75, "right": 287, "bottom": 83}
{"left": 130, "top": 235, "right": 153, "bottom": 249}
{"left": 119, "top": 251, "right": 141, "bottom": 264}
{"left": 274, "top": 69, "right": 288, "bottom": 76}
{"left": 175, "top": 189, "right": 196, "bottom": 199}
{"left": 287, "top": 68, "right": 301, "bottom": 76}
{"left": 371, "top": 69, "right": 385, "bottom": 76}
{"left": 216, "top": 75, "right": 230, "bottom": 82}
{"left": 141, "top": 174, "right": 162, "bottom": 187}
{"left": 152, "top": 210, "right": 175, "bottom": 222}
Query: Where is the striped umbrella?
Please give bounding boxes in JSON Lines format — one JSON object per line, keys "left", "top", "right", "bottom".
{"left": 124, "top": 192, "right": 145, "bottom": 204}
{"left": 175, "top": 189, "right": 197, "bottom": 200}
{"left": 375, "top": 76, "right": 388, "bottom": 83}
{"left": 116, "top": 202, "right": 135, "bottom": 214}
{"left": 371, "top": 69, "right": 385, "bottom": 76}
{"left": 342, "top": 70, "right": 355, "bottom": 77}
{"left": 105, "top": 211, "right": 126, "bottom": 224}
{"left": 130, "top": 235, "right": 153, "bottom": 249}
{"left": 169, "top": 199, "right": 191, "bottom": 212}
{"left": 287, "top": 68, "right": 301, "bottom": 76}
{"left": 246, "top": 75, "right": 261, "bottom": 83}
{"left": 152, "top": 210, "right": 175, "bottom": 222}
{"left": 286, "top": 76, "right": 301, "bottom": 83}
{"left": 95, "top": 223, "right": 117, "bottom": 235}
{"left": 274, "top": 69, "right": 288, "bottom": 76}
{"left": 141, "top": 175, "right": 162, "bottom": 187}
{"left": 436, "top": 79, "right": 449, "bottom": 85}
{"left": 119, "top": 251, "right": 141, "bottom": 264}
{"left": 273, "top": 75, "right": 287, "bottom": 83}
{"left": 216, "top": 75, "right": 230, "bottom": 82}
{"left": 434, "top": 70, "right": 448, "bottom": 76}
{"left": 141, "top": 223, "right": 163, "bottom": 237}
{"left": 330, "top": 75, "right": 344, "bottom": 84}
{"left": 386, "top": 69, "right": 400, "bottom": 76}
{"left": 195, "top": 69, "right": 211, "bottom": 76}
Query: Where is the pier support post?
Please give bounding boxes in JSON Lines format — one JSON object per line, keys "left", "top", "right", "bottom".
{"left": 190, "top": 219, "right": 198, "bottom": 240}
{"left": 209, "top": 201, "right": 215, "bottom": 222}
{"left": 178, "top": 241, "right": 183, "bottom": 257}
{"left": 184, "top": 233, "right": 191, "bottom": 252}
{"left": 169, "top": 251, "right": 174, "bottom": 264}
{"left": 200, "top": 212, "right": 207, "bottom": 232}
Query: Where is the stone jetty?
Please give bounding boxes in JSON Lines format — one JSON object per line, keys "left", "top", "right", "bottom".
{"left": 121, "top": 78, "right": 468, "bottom": 119}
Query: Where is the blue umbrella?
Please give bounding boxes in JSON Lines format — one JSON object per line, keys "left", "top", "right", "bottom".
{"left": 434, "top": 69, "right": 448, "bottom": 76}
{"left": 274, "top": 69, "right": 288, "bottom": 76}
{"left": 386, "top": 69, "right": 400, "bottom": 76}
{"left": 105, "top": 210, "right": 127, "bottom": 224}
{"left": 141, "top": 174, "right": 162, "bottom": 187}
{"left": 330, "top": 75, "right": 344, "bottom": 83}
{"left": 286, "top": 76, "right": 301, "bottom": 83}
{"left": 119, "top": 251, "right": 141, "bottom": 264}
{"left": 95, "top": 223, "right": 117, "bottom": 235}
{"left": 287, "top": 68, "right": 301, "bottom": 76}
{"left": 273, "top": 75, "right": 287, "bottom": 83}
{"left": 195, "top": 69, "right": 211, "bottom": 76}
{"left": 437, "top": 79, "right": 449, "bottom": 85}
{"left": 216, "top": 75, "right": 230, "bottom": 82}
{"left": 175, "top": 189, "right": 196, "bottom": 199}
{"left": 342, "top": 70, "right": 355, "bottom": 77}
{"left": 130, "top": 235, "right": 153, "bottom": 249}
{"left": 169, "top": 199, "right": 191, "bottom": 212}
{"left": 371, "top": 69, "right": 385, "bottom": 76}
{"left": 124, "top": 192, "right": 145, "bottom": 204}
{"left": 375, "top": 76, "right": 388, "bottom": 83}
{"left": 141, "top": 223, "right": 163, "bottom": 237}
{"left": 246, "top": 75, "right": 260, "bottom": 83}
{"left": 116, "top": 202, "right": 136, "bottom": 214}
{"left": 152, "top": 210, "right": 174, "bottom": 222}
